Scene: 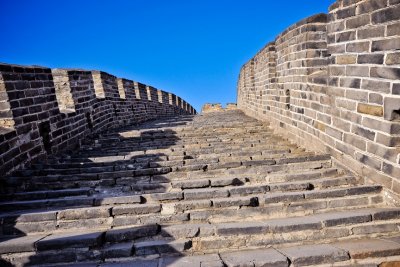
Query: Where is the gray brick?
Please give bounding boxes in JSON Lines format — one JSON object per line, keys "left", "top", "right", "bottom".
{"left": 334, "top": 239, "right": 400, "bottom": 259}
{"left": 371, "top": 5, "right": 400, "bottom": 24}
{"left": 357, "top": 54, "right": 384, "bottom": 64}
{"left": 372, "top": 38, "right": 400, "bottom": 52}
{"left": 279, "top": 244, "right": 349, "bottom": 266}
{"left": 346, "top": 42, "right": 370, "bottom": 53}
{"left": 221, "top": 248, "right": 288, "bottom": 267}
{"left": 371, "top": 67, "right": 400, "bottom": 80}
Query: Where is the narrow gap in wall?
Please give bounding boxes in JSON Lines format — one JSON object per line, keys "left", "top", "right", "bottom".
{"left": 113, "top": 103, "right": 118, "bottom": 117}
{"left": 393, "top": 109, "right": 400, "bottom": 121}
{"left": 38, "top": 121, "right": 51, "bottom": 154}
{"left": 131, "top": 105, "right": 135, "bottom": 113}
{"left": 86, "top": 112, "right": 93, "bottom": 131}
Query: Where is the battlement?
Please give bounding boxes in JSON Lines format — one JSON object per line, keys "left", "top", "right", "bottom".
{"left": 201, "top": 103, "right": 237, "bottom": 113}
{"left": 0, "top": 63, "right": 196, "bottom": 175}
{"left": 237, "top": 0, "right": 400, "bottom": 199}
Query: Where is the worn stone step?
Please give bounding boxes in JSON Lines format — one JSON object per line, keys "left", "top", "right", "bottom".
{"left": 0, "top": 188, "right": 92, "bottom": 202}
{"left": 0, "top": 183, "right": 384, "bottom": 235}
{"left": 5, "top": 208, "right": 398, "bottom": 255}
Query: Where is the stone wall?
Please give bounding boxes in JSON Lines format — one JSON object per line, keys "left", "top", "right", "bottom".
{"left": 237, "top": 0, "right": 400, "bottom": 200}
{"left": 201, "top": 103, "right": 238, "bottom": 113}
{"left": 0, "top": 63, "right": 196, "bottom": 175}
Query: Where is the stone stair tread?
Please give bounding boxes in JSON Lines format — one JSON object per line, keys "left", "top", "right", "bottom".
{"left": 0, "top": 187, "right": 91, "bottom": 202}
{"left": 333, "top": 238, "right": 400, "bottom": 260}
{"left": 0, "top": 183, "right": 384, "bottom": 225}
{"left": 0, "top": 234, "right": 48, "bottom": 254}
{"left": 36, "top": 230, "right": 104, "bottom": 251}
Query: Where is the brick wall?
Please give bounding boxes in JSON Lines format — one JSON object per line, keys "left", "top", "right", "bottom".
{"left": 0, "top": 63, "right": 196, "bottom": 175}
{"left": 237, "top": 0, "right": 400, "bottom": 200}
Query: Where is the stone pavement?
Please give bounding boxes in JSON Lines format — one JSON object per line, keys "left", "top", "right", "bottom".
{"left": 1, "top": 110, "right": 400, "bottom": 266}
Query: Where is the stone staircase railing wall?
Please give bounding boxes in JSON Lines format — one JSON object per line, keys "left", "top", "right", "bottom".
{"left": 237, "top": 0, "right": 400, "bottom": 200}
{"left": 0, "top": 63, "right": 196, "bottom": 176}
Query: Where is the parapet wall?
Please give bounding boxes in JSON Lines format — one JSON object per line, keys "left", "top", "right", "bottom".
{"left": 237, "top": 0, "right": 400, "bottom": 200}
{"left": 0, "top": 64, "right": 196, "bottom": 175}
{"left": 201, "top": 103, "right": 237, "bottom": 113}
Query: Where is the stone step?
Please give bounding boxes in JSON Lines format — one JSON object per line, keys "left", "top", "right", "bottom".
{"left": 0, "top": 183, "right": 383, "bottom": 234}
{"left": 10, "top": 152, "right": 322, "bottom": 176}
{"left": 1, "top": 208, "right": 400, "bottom": 266}
{"left": 0, "top": 171, "right": 361, "bottom": 212}
{"left": 0, "top": 188, "right": 92, "bottom": 202}
{"left": 1, "top": 152, "right": 332, "bottom": 194}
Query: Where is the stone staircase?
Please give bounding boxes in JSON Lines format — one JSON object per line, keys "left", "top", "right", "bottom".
{"left": 1, "top": 110, "right": 400, "bottom": 267}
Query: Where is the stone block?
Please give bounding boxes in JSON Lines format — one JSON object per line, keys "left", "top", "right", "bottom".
{"left": 112, "top": 204, "right": 161, "bottom": 216}
{"left": 357, "top": 103, "right": 383, "bottom": 117}
{"left": 58, "top": 206, "right": 110, "bottom": 220}
{"left": 36, "top": 231, "right": 104, "bottom": 251}
{"left": 105, "top": 225, "right": 159, "bottom": 242}
{"left": 346, "top": 42, "right": 370, "bottom": 53}
{"left": 134, "top": 239, "right": 192, "bottom": 256}
{"left": 184, "top": 188, "right": 229, "bottom": 200}
{"left": 336, "top": 55, "right": 357, "bottom": 65}
{"left": 161, "top": 254, "right": 224, "bottom": 267}
{"left": 212, "top": 196, "right": 257, "bottom": 208}
{"left": 174, "top": 199, "right": 212, "bottom": 212}
{"left": 102, "top": 242, "right": 134, "bottom": 258}
{"left": 266, "top": 216, "right": 322, "bottom": 232}
{"left": 371, "top": 5, "right": 400, "bottom": 24}
{"left": 171, "top": 179, "right": 210, "bottom": 189}
{"left": 316, "top": 210, "right": 372, "bottom": 227}
{"left": 220, "top": 248, "right": 288, "bottom": 267}
{"left": 216, "top": 221, "right": 268, "bottom": 236}
{"left": 334, "top": 239, "right": 400, "bottom": 259}
{"left": 371, "top": 67, "right": 400, "bottom": 80}
{"left": 0, "top": 235, "right": 47, "bottom": 254}
{"left": 278, "top": 244, "right": 349, "bottom": 266}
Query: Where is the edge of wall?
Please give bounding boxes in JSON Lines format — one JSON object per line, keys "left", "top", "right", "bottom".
{"left": 0, "top": 63, "right": 196, "bottom": 176}
{"left": 237, "top": 0, "right": 400, "bottom": 205}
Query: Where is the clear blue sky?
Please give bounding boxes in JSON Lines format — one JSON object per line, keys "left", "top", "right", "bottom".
{"left": 0, "top": 0, "right": 334, "bottom": 111}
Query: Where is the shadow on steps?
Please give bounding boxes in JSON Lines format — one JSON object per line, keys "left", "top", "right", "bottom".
{"left": 0, "top": 116, "right": 197, "bottom": 266}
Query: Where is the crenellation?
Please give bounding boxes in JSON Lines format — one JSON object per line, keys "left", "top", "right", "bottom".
{"left": 0, "top": 64, "right": 195, "bottom": 175}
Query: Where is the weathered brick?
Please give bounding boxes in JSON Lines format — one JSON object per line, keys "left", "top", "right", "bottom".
{"left": 376, "top": 132, "right": 400, "bottom": 147}
{"left": 369, "top": 93, "right": 383, "bottom": 105}
{"left": 358, "top": 54, "right": 384, "bottom": 64}
{"left": 346, "top": 14, "right": 370, "bottom": 29}
{"left": 340, "top": 77, "right": 361, "bottom": 89}
{"left": 357, "top": 26, "right": 385, "bottom": 39}
{"left": 357, "top": 103, "right": 383, "bottom": 117}
{"left": 352, "top": 124, "right": 376, "bottom": 141}
{"left": 371, "top": 5, "right": 400, "bottom": 24}
{"left": 336, "top": 31, "right": 356, "bottom": 43}
{"left": 346, "top": 42, "right": 370, "bottom": 53}
{"left": 357, "top": 0, "right": 388, "bottom": 15}
{"left": 336, "top": 55, "right": 357, "bottom": 64}
{"left": 346, "top": 89, "right": 368, "bottom": 102}
{"left": 372, "top": 38, "right": 400, "bottom": 52}
{"left": 362, "top": 79, "right": 391, "bottom": 93}
{"left": 337, "top": 6, "right": 356, "bottom": 19}
{"left": 355, "top": 152, "right": 382, "bottom": 170}
{"left": 371, "top": 67, "right": 400, "bottom": 80}
{"left": 387, "top": 22, "right": 400, "bottom": 36}
{"left": 346, "top": 66, "right": 369, "bottom": 77}
{"left": 386, "top": 52, "right": 400, "bottom": 65}
{"left": 344, "top": 133, "right": 366, "bottom": 150}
